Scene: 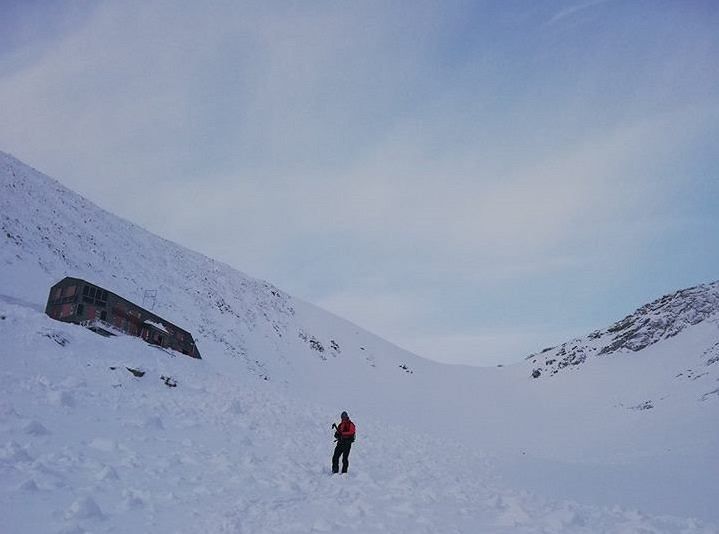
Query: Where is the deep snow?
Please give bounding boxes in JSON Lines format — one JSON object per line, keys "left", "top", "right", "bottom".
{"left": 1, "top": 150, "right": 718, "bottom": 532}
{"left": 2, "top": 303, "right": 716, "bottom": 534}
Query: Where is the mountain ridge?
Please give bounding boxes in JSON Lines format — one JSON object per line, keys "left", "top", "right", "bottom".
{"left": 527, "top": 280, "right": 719, "bottom": 378}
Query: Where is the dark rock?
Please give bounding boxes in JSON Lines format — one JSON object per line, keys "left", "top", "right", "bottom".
{"left": 161, "top": 375, "right": 177, "bottom": 388}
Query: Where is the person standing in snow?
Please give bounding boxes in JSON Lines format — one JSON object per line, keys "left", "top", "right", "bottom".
{"left": 331, "top": 411, "right": 356, "bottom": 474}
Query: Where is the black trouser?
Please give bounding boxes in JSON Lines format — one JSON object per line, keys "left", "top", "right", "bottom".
{"left": 332, "top": 440, "right": 352, "bottom": 473}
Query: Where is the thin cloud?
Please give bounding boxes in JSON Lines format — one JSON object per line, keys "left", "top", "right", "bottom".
{"left": 546, "top": 0, "right": 615, "bottom": 26}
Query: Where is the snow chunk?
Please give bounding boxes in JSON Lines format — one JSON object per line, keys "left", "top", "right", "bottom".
{"left": 65, "top": 496, "right": 104, "bottom": 520}
{"left": 95, "top": 465, "right": 119, "bottom": 482}
{"left": 493, "top": 494, "right": 532, "bottom": 527}
{"left": 23, "top": 420, "right": 50, "bottom": 436}
{"left": 17, "top": 478, "right": 40, "bottom": 492}
{"left": 0, "top": 441, "right": 33, "bottom": 463}
{"left": 29, "top": 461, "right": 68, "bottom": 489}
{"left": 121, "top": 489, "right": 147, "bottom": 510}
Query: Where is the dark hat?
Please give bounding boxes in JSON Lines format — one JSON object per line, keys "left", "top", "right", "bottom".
{"left": 341, "top": 411, "right": 348, "bottom": 419}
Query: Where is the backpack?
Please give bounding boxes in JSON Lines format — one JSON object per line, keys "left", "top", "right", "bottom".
{"left": 338, "top": 420, "right": 356, "bottom": 443}
{"left": 346, "top": 421, "right": 356, "bottom": 443}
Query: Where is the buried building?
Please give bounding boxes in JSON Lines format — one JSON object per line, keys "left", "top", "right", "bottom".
{"left": 45, "top": 277, "right": 201, "bottom": 359}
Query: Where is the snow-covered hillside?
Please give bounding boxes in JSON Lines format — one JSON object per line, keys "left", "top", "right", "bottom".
{"left": 0, "top": 150, "right": 430, "bottom": 384}
{"left": 1, "top": 151, "right": 718, "bottom": 532}
{"left": 527, "top": 281, "right": 719, "bottom": 380}
{"left": 6, "top": 304, "right": 714, "bottom": 534}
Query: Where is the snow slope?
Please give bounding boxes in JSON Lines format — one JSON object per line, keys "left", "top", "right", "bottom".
{"left": 1, "top": 151, "right": 718, "bottom": 532}
{"left": 5, "top": 304, "right": 715, "bottom": 534}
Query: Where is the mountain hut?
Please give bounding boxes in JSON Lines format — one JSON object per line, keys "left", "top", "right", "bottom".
{"left": 45, "top": 277, "right": 201, "bottom": 359}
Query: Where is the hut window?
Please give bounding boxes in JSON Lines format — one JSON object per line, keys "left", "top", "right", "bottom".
{"left": 53, "top": 287, "right": 62, "bottom": 300}
{"left": 82, "top": 286, "right": 109, "bottom": 306}
{"left": 64, "top": 285, "right": 76, "bottom": 297}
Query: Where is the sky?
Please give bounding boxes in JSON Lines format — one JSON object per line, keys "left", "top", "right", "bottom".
{"left": 0, "top": 0, "right": 717, "bottom": 366}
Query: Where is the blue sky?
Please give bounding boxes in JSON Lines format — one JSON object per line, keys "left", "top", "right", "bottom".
{"left": 1, "top": 0, "right": 717, "bottom": 365}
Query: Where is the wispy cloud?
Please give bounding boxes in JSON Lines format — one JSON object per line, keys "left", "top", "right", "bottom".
{"left": 546, "top": 0, "right": 615, "bottom": 26}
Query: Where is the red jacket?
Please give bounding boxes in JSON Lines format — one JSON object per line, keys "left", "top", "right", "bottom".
{"left": 337, "top": 419, "right": 356, "bottom": 441}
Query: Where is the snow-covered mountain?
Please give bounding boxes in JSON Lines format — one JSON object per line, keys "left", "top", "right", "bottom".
{"left": 1, "top": 151, "right": 718, "bottom": 533}
{"left": 0, "top": 150, "right": 429, "bottom": 383}
{"left": 527, "top": 281, "right": 719, "bottom": 380}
